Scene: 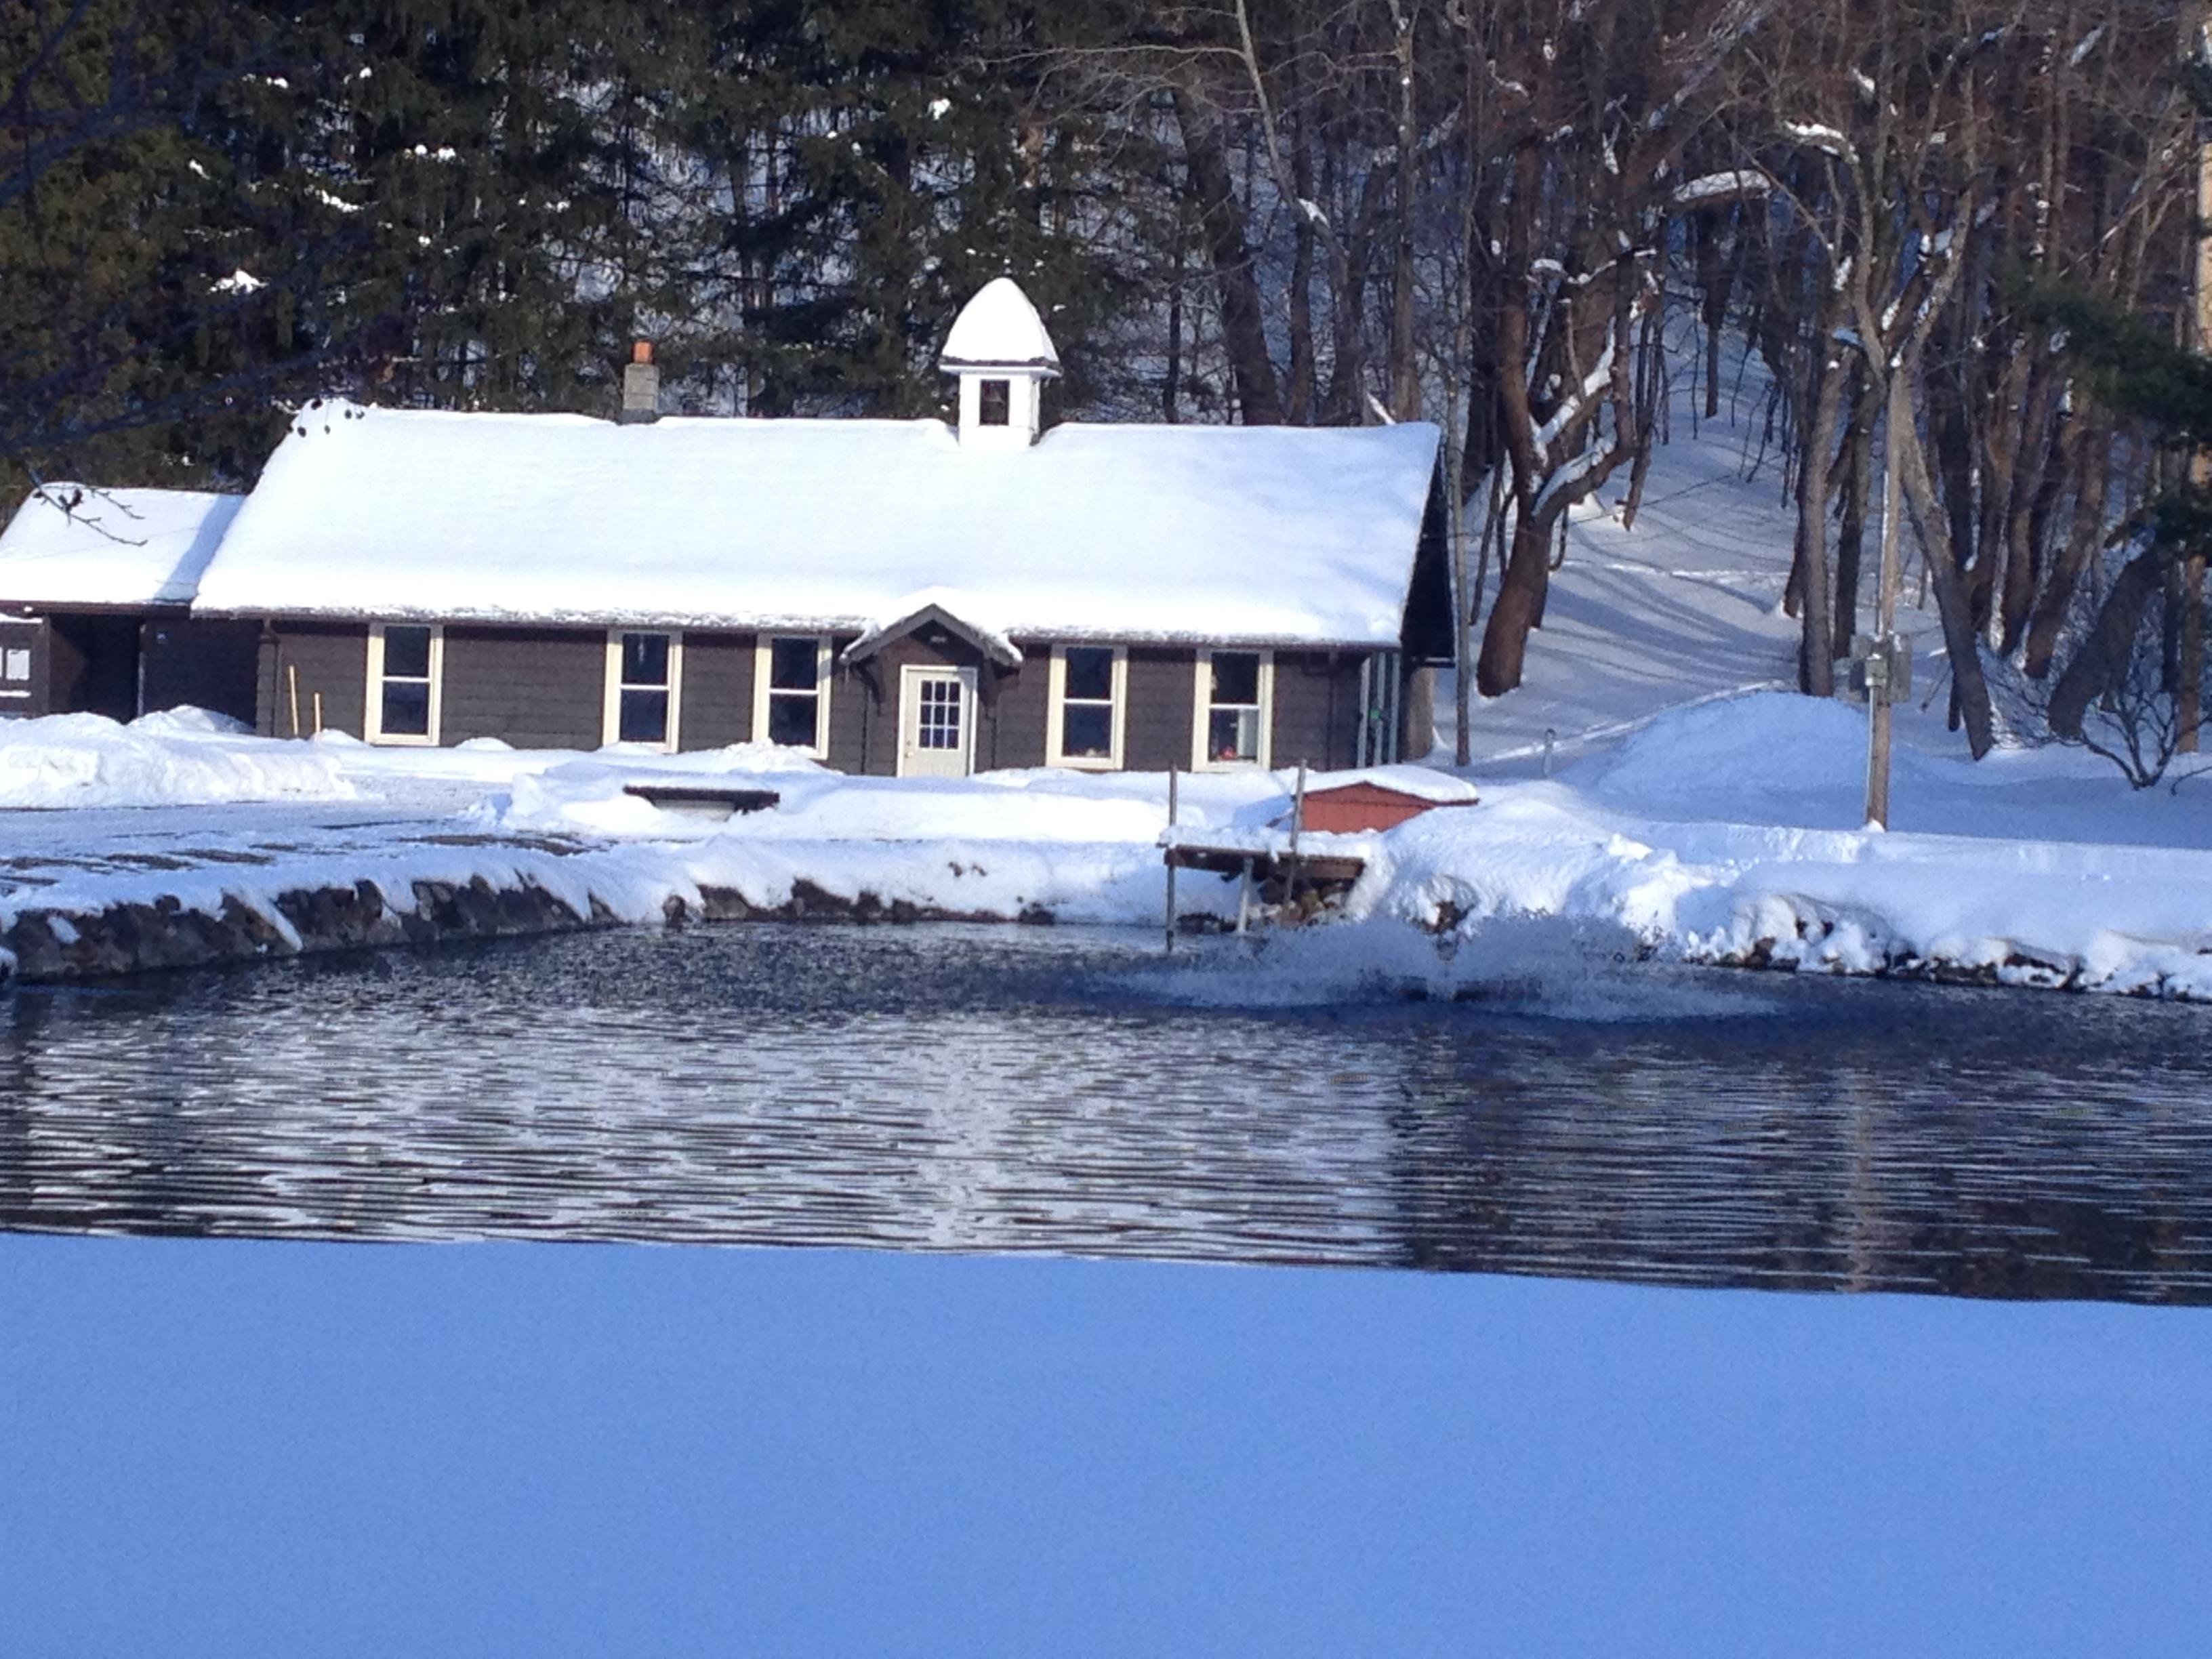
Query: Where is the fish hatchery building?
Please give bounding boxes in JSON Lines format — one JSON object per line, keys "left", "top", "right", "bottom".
{"left": 1, "top": 279, "right": 1449, "bottom": 775}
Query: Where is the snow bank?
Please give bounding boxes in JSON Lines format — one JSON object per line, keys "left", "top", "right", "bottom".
{"left": 7, "top": 691, "right": 2211, "bottom": 1002}
{"left": 1357, "top": 781, "right": 2212, "bottom": 1000}
{"left": 0, "top": 711, "right": 354, "bottom": 809}
{"left": 473, "top": 755, "right": 1286, "bottom": 844}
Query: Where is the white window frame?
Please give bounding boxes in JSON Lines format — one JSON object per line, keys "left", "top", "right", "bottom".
{"left": 0, "top": 632, "right": 32, "bottom": 702}
{"left": 1190, "top": 649, "right": 1273, "bottom": 771}
{"left": 1046, "top": 644, "right": 1127, "bottom": 770}
{"left": 751, "top": 634, "right": 834, "bottom": 757}
{"left": 601, "top": 628, "right": 684, "bottom": 752}
{"left": 364, "top": 622, "right": 444, "bottom": 746}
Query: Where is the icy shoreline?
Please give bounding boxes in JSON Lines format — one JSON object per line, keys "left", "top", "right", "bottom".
{"left": 3, "top": 695, "right": 2209, "bottom": 998}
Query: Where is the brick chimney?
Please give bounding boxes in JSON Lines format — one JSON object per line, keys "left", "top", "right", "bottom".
{"left": 620, "top": 340, "right": 660, "bottom": 425}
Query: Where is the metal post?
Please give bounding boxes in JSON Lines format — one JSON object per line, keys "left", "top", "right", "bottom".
{"left": 1164, "top": 767, "right": 1179, "bottom": 954}
{"left": 1286, "top": 760, "right": 1307, "bottom": 919}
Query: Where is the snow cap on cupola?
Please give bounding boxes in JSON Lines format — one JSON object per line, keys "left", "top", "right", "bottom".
{"left": 941, "top": 277, "right": 1060, "bottom": 451}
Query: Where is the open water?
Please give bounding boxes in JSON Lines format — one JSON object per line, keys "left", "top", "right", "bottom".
{"left": 3, "top": 923, "right": 2209, "bottom": 1303}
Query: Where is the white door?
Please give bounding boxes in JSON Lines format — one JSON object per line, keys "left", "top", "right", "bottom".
{"left": 899, "top": 665, "right": 977, "bottom": 777}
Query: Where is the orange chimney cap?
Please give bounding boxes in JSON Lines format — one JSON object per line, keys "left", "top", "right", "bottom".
{"left": 631, "top": 340, "right": 654, "bottom": 365}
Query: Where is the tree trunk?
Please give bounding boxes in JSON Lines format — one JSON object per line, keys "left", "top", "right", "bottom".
{"left": 2048, "top": 550, "right": 2165, "bottom": 738}
{"left": 1889, "top": 384, "right": 1998, "bottom": 758}
{"left": 1286, "top": 120, "right": 1316, "bottom": 425}
{"left": 1173, "top": 91, "right": 1283, "bottom": 426}
{"left": 2022, "top": 426, "right": 2111, "bottom": 677}
{"left": 1476, "top": 514, "right": 1555, "bottom": 696}
{"left": 1795, "top": 344, "right": 1845, "bottom": 696}
{"left": 1831, "top": 367, "right": 1878, "bottom": 659}
{"left": 1388, "top": 4, "right": 1419, "bottom": 419}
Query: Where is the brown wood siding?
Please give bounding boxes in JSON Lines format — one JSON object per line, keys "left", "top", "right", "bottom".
{"left": 1271, "top": 649, "right": 1364, "bottom": 771}
{"left": 678, "top": 631, "right": 756, "bottom": 751}
{"left": 442, "top": 626, "right": 603, "bottom": 750}
{"left": 824, "top": 637, "right": 869, "bottom": 774}
{"left": 262, "top": 622, "right": 368, "bottom": 738}
{"left": 1123, "top": 648, "right": 1197, "bottom": 772}
{"left": 142, "top": 617, "right": 260, "bottom": 724}
{"left": 993, "top": 646, "right": 1048, "bottom": 771}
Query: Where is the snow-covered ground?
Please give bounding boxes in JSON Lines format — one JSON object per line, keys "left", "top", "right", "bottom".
{"left": 3, "top": 691, "right": 2207, "bottom": 996}
{"left": 5, "top": 368, "right": 2209, "bottom": 995}
{"left": 2, "top": 1236, "right": 2206, "bottom": 1657}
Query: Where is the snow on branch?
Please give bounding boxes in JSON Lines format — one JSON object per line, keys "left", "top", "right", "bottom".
{"left": 1670, "top": 169, "right": 1772, "bottom": 209}
{"left": 1531, "top": 444, "right": 1609, "bottom": 519}
{"left": 1782, "top": 121, "right": 1849, "bottom": 157}
{"left": 1532, "top": 342, "right": 1617, "bottom": 455}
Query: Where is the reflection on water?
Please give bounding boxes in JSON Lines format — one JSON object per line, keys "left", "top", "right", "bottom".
{"left": 3, "top": 923, "right": 2210, "bottom": 1304}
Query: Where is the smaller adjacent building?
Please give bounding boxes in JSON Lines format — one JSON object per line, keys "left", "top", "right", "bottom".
{"left": 0, "top": 486, "right": 255, "bottom": 723}
{"left": 3, "top": 279, "right": 1449, "bottom": 772}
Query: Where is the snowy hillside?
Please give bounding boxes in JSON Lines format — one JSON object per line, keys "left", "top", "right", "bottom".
{"left": 1440, "top": 356, "right": 1946, "bottom": 779}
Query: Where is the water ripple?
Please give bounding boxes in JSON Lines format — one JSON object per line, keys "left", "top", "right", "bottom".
{"left": 3, "top": 924, "right": 2210, "bottom": 1303}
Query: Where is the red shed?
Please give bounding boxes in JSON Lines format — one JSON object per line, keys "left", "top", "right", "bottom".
{"left": 1292, "top": 772, "right": 1481, "bottom": 834}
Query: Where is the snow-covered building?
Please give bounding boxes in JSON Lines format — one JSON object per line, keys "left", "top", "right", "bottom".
{"left": 3, "top": 279, "right": 1447, "bottom": 773}
{"left": 0, "top": 485, "right": 257, "bottom": 722}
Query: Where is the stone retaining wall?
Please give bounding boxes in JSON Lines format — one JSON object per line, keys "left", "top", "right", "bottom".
{"left": 0, "top": 876, "right": 1053, "bottom": 987}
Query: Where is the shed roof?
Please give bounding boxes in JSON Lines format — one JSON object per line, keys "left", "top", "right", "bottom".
{"left": 194, "top": 403, "right": 1441, "bottom": 647}
{"left": 0, "top": 485, "right": 243, "bottom": 609}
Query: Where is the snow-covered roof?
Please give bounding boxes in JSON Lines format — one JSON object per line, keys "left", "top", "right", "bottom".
{"left": 195, "top": 405, "right": 1441, "bottom": 648}
{"left": 0, "top": 485, "right": 243, "bottom": 608}
{"left": 1303, "top": 766, "right": 1481, "bottom": 803}
{"left": 940, "top": 277, "right": 1062, "bottom": 373}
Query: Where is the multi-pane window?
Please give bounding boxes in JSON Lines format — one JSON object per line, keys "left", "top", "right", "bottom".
{"left": 370, "top": 623, "right": 439, "bottom": 743}
{"left": 917, "top": 674, "right": 963, "bottom": 750}
{"left": 757, "top": 636, "right": 829, "bottom": 752}
{"left": 1049, "top": 645, "right": 1124, "bottom": 767}
{"left": 609, "top": 630, "right": 679, "bottom": 747}
{"left": 1198, "top": 651, "right": 1269, "bottom": 768}
{"left": 978, "top": 378, "right": 1011, "bottom": 426}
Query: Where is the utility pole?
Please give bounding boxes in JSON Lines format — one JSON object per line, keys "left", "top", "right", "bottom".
{"left": 1862, "top": 374, "right": 1909, "bottom": 830}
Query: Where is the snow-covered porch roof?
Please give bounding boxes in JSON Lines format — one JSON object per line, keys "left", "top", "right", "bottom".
{"left": 841, "top": 594, "right": 1025, "bottom": 669}
{"left": 192, "top": 404, "right": 1442, "bottom": 649}
{"left": 0, "top": 485, "right": 243, "bottom": 609}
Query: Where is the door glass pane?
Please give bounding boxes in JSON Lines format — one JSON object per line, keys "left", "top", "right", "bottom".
{"left": 1061, "top": 703, "right": 1111, "bottom": 758}
{"left": 1210, "top": 652, "right": 1259, "bottom": 706}
{"left": 622, "top": 632, "right": 670, "bottom": 687}
{"left": 382, "top": 680, "right": 431, "bottom": 737}
{"left": 619, "top": 687, "right": 670, "bottom": 743}
{"left": 1064, "top": 647, "right": 1113, "bottom": 702}
{"left": 382, "top": 626, "right": 432, "bottom": 680}
{"left": 918, "top": 678, "right": 961, "bottom": 750}
{"left": 769, "top": 637, "right": 819, "bottom": 691}
{"left": 768, "top": 691, "right": 818, "bottom": 747}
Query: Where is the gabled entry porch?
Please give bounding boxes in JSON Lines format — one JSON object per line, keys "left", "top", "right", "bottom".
{"left": 842, "top": 597, "right": 1022, "bottom": 779}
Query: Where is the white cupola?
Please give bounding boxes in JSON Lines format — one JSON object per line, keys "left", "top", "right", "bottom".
{"left": 941, "top": 276, "right": 1061, "bottom": 451}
